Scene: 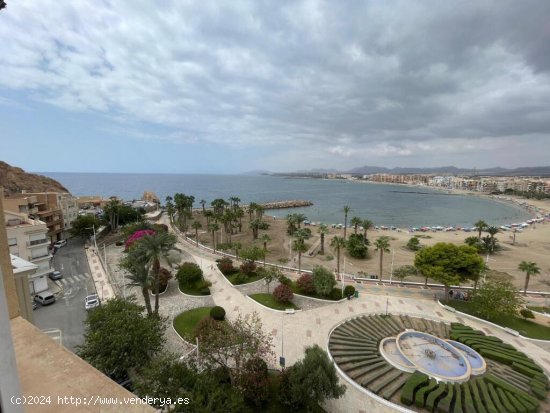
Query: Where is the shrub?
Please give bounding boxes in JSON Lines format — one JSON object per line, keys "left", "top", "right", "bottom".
{"left": 520, "top": 308, "right": 535, "bottom": 319}
{"left": 312, "top": 266, "right": 336, "bottom": 297}
{"left": 232, "top": 273, "right": 249, "bottom": 285}
{"left": 407, "top": 237, "right": 421, "bottom": 251}
{"left": 344, "top": 285, "right": 355, "bottom": 297}
{"left": 176, "top": 262, "right": 203, "bottom": 287}
{"left": 152, "top": 223, "right": 168, "bottom": 233}
{"left": 125, "top": 229, "right": 155, "bottom": 250}
{"left": 401, "top": 372, "right": 429, "bottom": 405}
{"left": 218, "top": 257, "right": 237, "bottom": 275}
{"left": 196, "top": 279, "right": 212, "bottom": 295}
{"left": 277, "top": 274, "right": 292, "bottom": 285}
{"left": 240, "top": 261, "right": 257, "bottom": 276}
{"left": 415, "top": 379, "right": 438, "bottom": 407}
{"left": 273, "top": 284, "right": 294, "bottom": 303}
{"left": 425, "top": 383, "right": 447, "bottom": 412}
{"left": 346, "top": 234, "right": 368, "bottom": 258}
{"left": 325, "top": 255, "right": 334, "bottom": 261}
{"left": 115, "top": 240, "right": 124, "bottom": 246}
{"left": 297, "top": 274, "right": 315, "bottom": 294}
{"left": 210, "top": 306, "right": 226, "bottom": 321}
{"left": 157, "top": 267, "right": 172, "bottom": 292}
{"left": 194, "top": 315, "right": 224, "bottom": 340}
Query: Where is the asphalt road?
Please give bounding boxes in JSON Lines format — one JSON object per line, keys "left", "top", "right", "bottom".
{"left": 33, "top": 237, "right": 96, "bottom": 352}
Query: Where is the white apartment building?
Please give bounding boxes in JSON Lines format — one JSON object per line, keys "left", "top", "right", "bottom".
{"left": 5, "top": 211, "right": 52, "bottom": 294}
{"left": 58, "top": 193, "right": 79, "bottom": 231}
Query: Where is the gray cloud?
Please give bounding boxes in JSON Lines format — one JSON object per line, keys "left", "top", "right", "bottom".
{"left": 1, "top": 0, "right": 549, "bottom": 170}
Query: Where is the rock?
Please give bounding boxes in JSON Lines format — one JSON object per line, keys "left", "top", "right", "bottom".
{"left": 0, "top": 161, "right": 68, "bottom": 196}
{"left": 142, "top": 191, "right": 159, "bottom": 204}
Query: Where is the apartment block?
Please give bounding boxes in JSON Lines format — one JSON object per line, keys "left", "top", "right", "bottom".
{"left": 4, "top": 192, "right": 79, "bottom": 241}
{"left": 5, "top": 210, "right": 52, "bottom": 294}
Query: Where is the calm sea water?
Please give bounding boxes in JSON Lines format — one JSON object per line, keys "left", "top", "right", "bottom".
{"left": 43, "top": 173, "right": 531, "bottom": 227}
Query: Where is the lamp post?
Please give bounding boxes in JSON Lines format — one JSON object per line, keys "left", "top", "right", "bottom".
{"left": 389, "top": 249, "right": 395, "bottom": 285}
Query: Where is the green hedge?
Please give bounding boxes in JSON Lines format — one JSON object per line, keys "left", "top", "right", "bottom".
{"left": 415, "top": 379, "right": 438, "bottom": 407}
{"left": 400, "top": 372, "right": 429, "bottom": 406}
{"left": 512, "top": 362, "right": 545, "bottom": 379}
{"left": 436, "top": 384, "right": 453, "bottom": 413}
{"left": 463, "top": 380, "right": 475, "bottom": 413}
{"left": 425, "top": 383, "right": 447, "bottom": 412}
{"left": 453, "top": 383, "right": 463, "bottom": 413}
{"left": 496, "top": 387, "right": 518, "bottom": 413}
{"left": 477, "top": 379, "right": 498, "bottom": 413}
{"left": 469, "top": 379, "right": 488, "bottom": 413}
{"left": 530, "top": 381, "right": 547, "bottom": 400}
{"left": 484, "top": 374, "right": 539, "bottom": 407}
{"left": 486, "top": 382, "right": 506, "bottom": 412}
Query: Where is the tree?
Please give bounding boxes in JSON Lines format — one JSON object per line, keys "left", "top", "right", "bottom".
{"left": 120, "top": 249, "right": 153, "bottom": 315}
{"left": 350, "top": 216, "right": 362, "bottom": 235}
{"left": 464, "top": 236, "right": 482, "bottom": 251}
{"left": 414, "top": 243, "right": 484, "bottom": 302}
{"left": 312, "top": 266, "right": 336, "bottom": 297}
{"left": 77, "top": 297, "right": 165, "bottom": 380}
{"left": 240, "top": 246, "right": 264, "bottom": 267}
{"left": 273, "top": 283, "right": 294, "bottom": 303}
{"left": 406, "top": 237, "right": 421, "bottom": 251}
{"left": 176, "top": 262, "right": 203, "bottom": 287}
{"left": 346, "top": 233, "right": 368, "bottom": 258}
{"left": 518, "top": 261, "right": 540, "bottom": 296}
{"left": 486, "top": 226, "right": 500, "bottom": 254}
{"left": 263, "top": 266, "right": 281, "bottom": 294}
{"left": 208, "top": 222, "right": 220, "bottom": 251}
{"left": 70, "top": 215, "right": 101, "bottom": 238}
{"left": 318, "top": 224, "right": 329, "bottom": 255}
{"left": 474, "top": 219, "right": 488, "bottom": 240}
{"left": 362, "top": 219, "right": 374, "bottom": 242}
{"left": 165, "top": 196, "right": 175, "bottom": 222}
{"left": 393, "top": 265, "right": 418, "bottom": 285}
{"left": 292, "top": 237, "right": 307, "bottom": 275}
{"left": 197, "top": 312, "right": 274, "bottom": 388}
{"left": 343, "top": 205, "right": 351, "bottom": 240}
{"left": 250, "top": 218, "right": 269, "bottom": 240}
{"left": 470, "top": 280, "right": 523, "bottom": 321}
{"left": 259, "top": 234, "right": 271, "bottom": 266}
{"left": 280, "top": 345, "right": 346, "bottom": 410}
{"left": 233, "top": 241, "right": 242, "bottom": 259}
{"left": 191, "top": 220, "right": 202, "bottom": 246}
{"left": 200, "top": 199, "right": 206, "bottom": 214}
{"left": 103, "top": 198, "right": 122, "bottom": 232}
{"left": 374, "top": 236, "right": 391, "bottom": 280}
{"left": 330, "top": 236, "right": 346, "bottom": 280}
{"left": 297, "top": 273, "right": 315, "bottom": 294}
{"left": 134, "top": 232, "right": 178, "bottom": 314}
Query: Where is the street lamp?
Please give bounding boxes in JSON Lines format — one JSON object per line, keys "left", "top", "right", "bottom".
{"left": 86, "top": 225, "right": 98, "bottom": 251}
{"left": 389, "top": 249, "right": 395, "bottom": 285}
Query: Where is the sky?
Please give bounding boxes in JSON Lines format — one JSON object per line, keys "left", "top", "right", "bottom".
{"left": 0, "top": 0, "right": 550, "bottom": 174}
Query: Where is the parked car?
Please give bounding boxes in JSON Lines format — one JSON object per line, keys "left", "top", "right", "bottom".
{"left": 34, "top": 290, "right": 56, "bottom": 306}
{"left": 54, "top": 239, "right": 67, "bottom": 249}
{"left": 49, "top": 271, "right": 63, "bottom": 280}
{"left": 85, "top": 294, "right": 100, "bottom": 310}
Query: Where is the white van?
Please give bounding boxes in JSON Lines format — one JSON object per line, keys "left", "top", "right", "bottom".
{"left": 54, "top": 239, "right": 67, "bottom": 248}
{"left": 34, "top": 290, "right": 56, "bottom": 306}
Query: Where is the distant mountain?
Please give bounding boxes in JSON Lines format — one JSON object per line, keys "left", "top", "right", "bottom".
{"left": 240, "top": 169, "right": 272, "bottom": 176}
{"left": 0, "top": 161, "right": 69, "bottom": 196}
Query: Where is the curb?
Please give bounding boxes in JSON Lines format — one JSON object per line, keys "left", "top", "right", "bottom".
{"left": 178, "top": 285, "right": 212, "bottom": 298}
{"left": 438, "top": 301, "right": 550, "bottom": 344}
{"left": 245, "top": 295, "right": 302, "bottom": 313}
{"left": 293, "top": 292, "right": 347, "bottom": 303}
{"left": 171, "top": 317, "right": 199, "bottom": 348}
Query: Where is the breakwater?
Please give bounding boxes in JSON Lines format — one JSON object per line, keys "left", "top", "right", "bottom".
{"left": 260, "top": 200, "right": 313, "bottom": 209}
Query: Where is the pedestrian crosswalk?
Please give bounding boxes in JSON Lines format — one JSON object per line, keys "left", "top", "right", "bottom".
{"left": 55, "top": 273, "right": 90, "bottom": 287}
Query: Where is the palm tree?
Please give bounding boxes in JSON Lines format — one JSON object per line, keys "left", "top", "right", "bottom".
{"left": 330, "top": 236, "right": 346, "bottom": 281}
{"left": 191, "top": 220, "right": 202, "bottom": 246}
{"left": 318, "top": 224, "right": 329, "bottom": 255}
{"left": 104, "top": 198, "right": 121, "bottom": 232}
{"left": 486, "top": 226, "right": 500, "bottom": 253}
{"left": 374, "top": 236, "right": 391, "bottom": 280}
{"left": 135, "top": 232, "right": 178, "bottom": 314}
{"left": 120, "top": 251, "right": 153, "bottom": 316}
{"left": 233, "top": 242, "right": 242, "bottom": 260}
{"left": 293, "top": 237, "right": 307, "bottom": 275}
{"left": 235, "top": 207, "right": 244, "bottom": 232}
{"left": 362, "top": 219, "right": 374, "bottom": 242}
{"left": 260, "top": 234, "right": 271, "bottom": 266}
{"left": 519, "top": 261, "right": 540, "bottom": 296}
{"left": 343, "top": 205, "right": 351, "bottom": 240}
{"left": 474, "top": 220, "right": 488, "bottom": 240}
{"left": 350, "top": 217, "right": 362, "bottom": 235}
{"left": 208, "top": 222, "right": 219, "bottom": 252}
{"left": 200, "top": 199, "right": 206, "bottom": 214}
{"left": 204, "top": 210, "right": 214, "bottom": 225}
{"left": 165, "top": 196, "right": 175, "bottom": 223}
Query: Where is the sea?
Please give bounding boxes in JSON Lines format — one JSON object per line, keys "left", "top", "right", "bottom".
{"left": 42, "top": 173, "right": 532, "bottom": 228}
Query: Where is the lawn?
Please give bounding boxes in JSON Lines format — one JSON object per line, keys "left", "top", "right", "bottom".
{"left": 226, "top": 271, "right": 265, "bottom": 285}
{"left": 289, "top": 282, "right": 343, "bottom": 301}
{"left": 249, "top": 293, "right": 299, "bottom": 311}
{"left": 173, "top": 307, "right": 214, "bottom": 341}
{"left": 447, "top": 300, "right": 550, "bottom": 340}
{"left": 528, "top": 305, "right": 550, "bottom": 314}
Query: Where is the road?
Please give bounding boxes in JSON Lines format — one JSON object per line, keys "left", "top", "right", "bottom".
{"left": 33, "top": 238, "right": 96, "bottom": 352}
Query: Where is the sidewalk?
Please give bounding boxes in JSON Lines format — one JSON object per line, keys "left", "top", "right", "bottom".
{"left": 84, "top": 247, "right": 115, "bottom": 301}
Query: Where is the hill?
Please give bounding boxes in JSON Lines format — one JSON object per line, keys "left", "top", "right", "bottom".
{"left": 0, "top": 161, "right": 69, "bottom": 196}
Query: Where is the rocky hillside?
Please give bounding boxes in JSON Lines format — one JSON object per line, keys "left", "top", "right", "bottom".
{"left": 0, "top": 161, "right": 69, "bottom": 196}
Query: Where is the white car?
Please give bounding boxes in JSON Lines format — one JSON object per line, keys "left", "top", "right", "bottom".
{"left": 54, "top": 239, "right": 67, "bottom": 249}
{"left": 85, "top": 294, "right": 100, "bottom": 310}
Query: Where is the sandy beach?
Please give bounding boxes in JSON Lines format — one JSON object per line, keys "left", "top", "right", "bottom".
{"left": 189, "top": 193, "right": 550, "bottom": 292}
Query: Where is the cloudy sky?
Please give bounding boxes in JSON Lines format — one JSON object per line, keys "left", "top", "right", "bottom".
{"left": 1, "top": 0, "right": 549, "bottom": 173}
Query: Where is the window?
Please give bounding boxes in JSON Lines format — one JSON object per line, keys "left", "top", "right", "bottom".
{"left": 8, "top": 238, "right": 17, "bottom": 246}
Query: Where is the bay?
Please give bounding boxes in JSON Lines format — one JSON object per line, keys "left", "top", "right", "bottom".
{"left": 42, "top": 172, "right": 531, "bottom": 227}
